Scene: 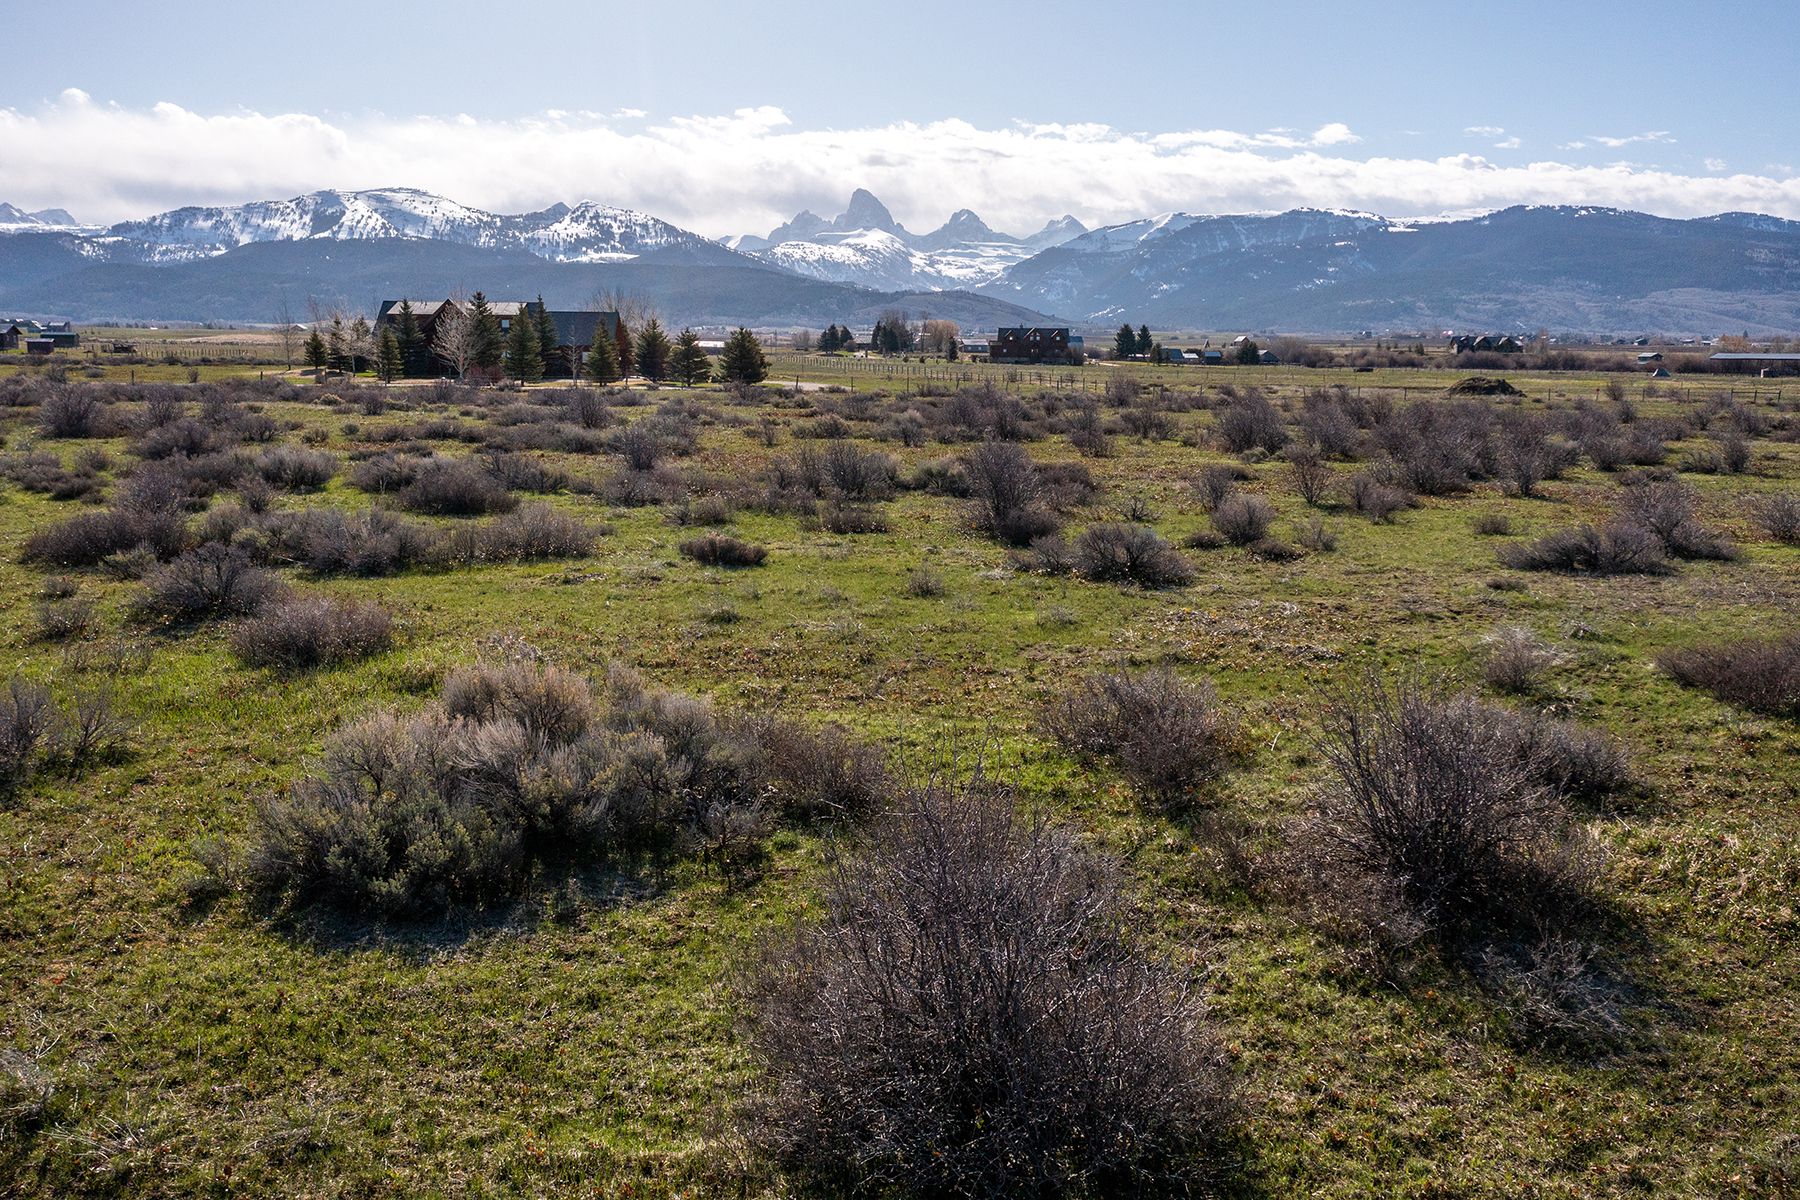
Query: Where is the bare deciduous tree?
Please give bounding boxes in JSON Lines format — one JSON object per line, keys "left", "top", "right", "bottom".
{"left": 432, "top": 305, "right": 477, "bottom": 380}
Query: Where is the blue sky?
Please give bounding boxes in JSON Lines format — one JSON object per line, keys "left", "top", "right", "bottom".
{"left": 2, "top": 0, "right": 1796, "bottom": 232}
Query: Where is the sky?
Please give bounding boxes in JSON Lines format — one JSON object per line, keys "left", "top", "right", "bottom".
{"left": 2, "top": 0, "right": 1797, "bottom": 236}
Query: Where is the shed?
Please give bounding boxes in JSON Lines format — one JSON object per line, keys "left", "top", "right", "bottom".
{"left": 24, "top": 339, "right": 55, "bottom": 355}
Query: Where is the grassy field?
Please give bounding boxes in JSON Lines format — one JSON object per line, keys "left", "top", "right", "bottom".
{"left": 1, "top": 365, "right": 1796, "bottom": 1197}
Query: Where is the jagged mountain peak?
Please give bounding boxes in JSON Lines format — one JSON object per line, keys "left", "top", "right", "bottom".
{"left": 837, "top": 188, "right": 900, "bottom": 234}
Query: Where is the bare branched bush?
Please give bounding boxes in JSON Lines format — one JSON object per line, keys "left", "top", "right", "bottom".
{"left": 247, "top": 658, "right": 883, "bottom": 915}
{"left": 1499, "top": 522, "right": 1669, "bottom": 575}
{"left": 132, "top": 545, "right": 285, "bottom": 621}
{"left": 1042, "top": 668, "right": 1242, "bottom": 810}
{"left": 281, "top": 508, "right": 446, "bottom": 576}
{"left": 1215, "top": 390, "right": 1288, "bottom": 454}
{"left": 1284, "top": 442, "right": 1334, "bottom": 506}
{"left": 1658, "top": 635, "right": 1800, "bottom": 716}
{"left": 1482, "top": 625, "right": 1558, "bottom": 694}
{"left": 962, "top": 441, "right": 1058, "bottom": 546}
{"left": 1348, "top": 472, "right": 1413, "bottom": 522}
{"left": 1071, "top": 523, "right": 1195, "bottom": 588}
{"left": 255, "top": 446, "right": 338, "bottom": 490}
{"left": 397, "top": 458, "right": 518, "bottom": 516}
{"left": 21, "top": 507, "right": 186, "bottom": 568}
{"left": 0, "top": 676, "right": 58, "bottom": 799}
{"left": 1749, "top": 491, "right": 1800, "bottom": 545}
{"left": 55, "top": 686, "right": 135, "bottom": 766}
{"left": 1616, "top": 479, "right": 1736, "bottom": 560}
{"left": 679, "top": 533, "right": 767, "bottom": 567}
{"left": 1210, "top": 494, "right": 1276, "bottom": 546}
{"left": 741, "top": 781, "right": 1233, "bottom": 1195}
{"left": 230, "top": 595, "right": 394, "bottom": 669}
{"left": 1299, "top": 674, "right": 1597, "bottom": 943}
{"left": 1192, "top": 464, "right": 1244, "bottom": 511}
{"left": 453, "top": 504, "right": 601, "bottom": 564}
{"left": 1472, "top": 512, "right": 1513, "bottom": 536}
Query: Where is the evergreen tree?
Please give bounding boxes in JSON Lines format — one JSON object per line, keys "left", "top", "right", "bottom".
{"left": 669, "top": 328, "right": 710, "bottom": 387}
{"left": 945, "top": 338, "right": 958, "bottom": 362}
{"left": 1136, "top": 325, "right": 1153, "bottom": 356}
{"left": 1235, "top": 339, "right": 1261, "bottom": 365}
{"left": 614, "top": 319, "right": 635, "bottom": 377}
{"left": 533, "top": 296, "right": 561, "bottom": 378}
{"left": 819, "top": 325, "right": 838, "bottom": 352}
{"left": 717, "top": 327, "right": 769, "bottom": 385}
{"left": 396, "top": 300, "right": 429, "bottom": 377}
{"left": 304, "top": 329, "right": 328, "bottom": 376}
{"left": 506, "top": 309, "right": 543, "bottom": 383}
{"left": 376, "top": 327, "right": 403, "bottom": 382}
{"left": 466, "top": 293, "right": 503, "bottom": 372}
{"left": 1149, "top": 340, "right": 1165, "bottom": 366}
{"left": 1113, "top": 323, "right": 1138, "bottom": 360}
{"left": 634, "top": 318, "right": 672, "bottom": 381}
{"left": 326, "top": 316, "right": 350, "bottom": 373}
{"left": 584, "top": 323, "right": 621, "bottom": 384}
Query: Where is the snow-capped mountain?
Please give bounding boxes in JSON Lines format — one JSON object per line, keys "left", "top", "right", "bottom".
{"left": 0, "top": 203, "right": 92, "bottom": 234}
{"left": 95, "top": 188, "right": 723, "bottom": 264}
{"left": 733, "top": 190, "right": 1088, "bottom": 290}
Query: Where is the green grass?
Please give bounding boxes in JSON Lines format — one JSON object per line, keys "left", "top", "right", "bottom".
{"left": 2, "top": 377, "right": 1797, "bottom": 1196}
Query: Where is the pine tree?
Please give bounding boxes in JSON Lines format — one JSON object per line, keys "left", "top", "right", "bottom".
{"left": 614, "top": 319, "right": 635, "bottom": 377}
{"left": 467, "top": 293, "right": 503, "bottom": 372}
{"left": 717, "top": 327, "right": 769, "bottom": 385}
{"left": 304, "top": 329, "right": 328, "bottom": 377}
{"left": 533, "top": 296, "right": 560, "bottom": 378}
{"left": 667, "top": 328, "right": 709, "bottom": 387}
{"left": 506, "top": 308, "right": 543, "bottom": 383}
{"left": 818, "top": 326, "right": 836, "bottom": 353}
{"left": 326, "top": 316, "right": 350, "bottom": 373}
{"left": 1235, "top": 339, "right": 1261, "bottom": 365}
{"left": 1136, "top": 325, "right": 1153, "bottom": 356}
{"left": 376, "top": 327, "right": 403, "bottom": 382}
{"left": 396, "top": 300, "right": 429, "bottom": 377}
{"left": 634, "top": 318, "right": 672, "bottom": 381}
{"left": 1113, "top": 323, "right": 1137, "bottom": 360}
{"left": 584, "top": 323, "right": 621, "bottom": 384}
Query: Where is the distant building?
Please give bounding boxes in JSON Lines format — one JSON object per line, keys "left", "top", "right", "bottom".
{"left": 1709, "top": 352, "right": 1800, "bottom": 375}
{"left": 1637, "top": 352, "right": 1663, "bottom": 363}
{"left": 1202, "top": 349, "right": 1224, "bottom": 365}
{"left": 375, "top": 298, "right": 623, "bottom": 376}
{"left": 990, "top": 326, "right": 1076, "bottom": 365}
{"left": 24, "top": 338, "right": 55, "bottom": 356}
{"left": 1450, "top": 334, "right": 1523, "bottom": 354}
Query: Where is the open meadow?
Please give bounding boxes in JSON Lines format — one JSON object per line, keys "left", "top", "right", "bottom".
{"left": 1, "top": 361, "right": 1796, "bottom": 1197}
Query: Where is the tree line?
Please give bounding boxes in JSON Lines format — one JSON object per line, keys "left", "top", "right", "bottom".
{"left": 304, "top": 293, "right": 769, "bottom": 386}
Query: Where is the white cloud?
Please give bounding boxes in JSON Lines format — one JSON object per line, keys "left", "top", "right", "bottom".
{"left": 1494, "top": 137, "right": 1522, "bottom": 150}
{"left": 1705, "top": 157, "right": 1727, "bottom": 172}
{"left": 1590, "top": 131, "right": 1674, "bottom": 148}
{"left": 1465, "top": 125, "right": 1506, "bottom": 138}
{"left": 0, "top": 94, "right": 1791, "bottom": 236}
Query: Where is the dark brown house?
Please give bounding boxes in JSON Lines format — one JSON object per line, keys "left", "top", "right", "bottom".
{"left": 990, "top": 327, "right": 1075, "bottom": 365}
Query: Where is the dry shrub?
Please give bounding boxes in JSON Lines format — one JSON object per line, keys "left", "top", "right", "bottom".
{"left": 1658, "top": 634, "right": 1800, "bottom": 716}
{"left": 1298, "top": 674, "right": 1599, "bottom": 944}
{"left": 1215, "top": 390, "right": 1287, "bottom": 454}
{"left": 247, "top": 658, "right": 887, "bottom": 915}
{"left": 397, "top": 458, "right": 517, "bottom": 516}
{"left": 284, "top": 508, "right": 446, "bottom": 576}
{"left": 0, "top": 677, "right": 58, "bottom": 799}
{"left": 21, "top": 507, "right": 187, "bottom": 568}
{"left": 1482, "top": 625, "right": 1558, "bottom": 693}
{"left": 1472, "top": 512, "right": 1513, "bottom": 536}
{"left": 817, "top": 501, "right": 889, "bottom": 534}
{"left": 1616, "top": 479, "right": 1736, "bottom": 560}
{"left": 1348, "top": 472, "right": 1413, "bottom": 522}
{"left": 1478, "top": 935, "right": 1633, "bottom": 1051}
{"left": 1748, "top": 491, "right": 1800, "bottom": 545}
{"left": 255, "top": 445, "right": 338, "bottom": 490}
{"left": 1042, "top": 668, "right": 1242, "bottom": 811}
{"left": 1210, "top": 494, "right": 1275, "bottom": 545}
{"left": 1192, "top": 464, "right": 1244, "bottom": 511}
{"left": 962, "top": 441, "right": 1059, "bottom": 546}
{"left": 1499, "top": 522, "right": 1669, "bottom": 575}
{"left": 132, "top": 545, "right": 284, "bottom": 621}
{"left": 740, "top": 781, "right": 1233, "bottom": 1195}
{"left": 1283, "top": 442, "right": 1334, "bottom": 505}
{"left": 679, "top": 533, "right": 767, "bottom": 567}
{"left": 1072, "top": 523, "right": 1195, "bottom": 588}
{"left": 230, "top": 595, "right": 394, "bottom": 669}
{"left": 454, "top": 504, "right": 601, "bottom": 563}
{"left": 32, "top": 596, "right": 97, "bottom": 643}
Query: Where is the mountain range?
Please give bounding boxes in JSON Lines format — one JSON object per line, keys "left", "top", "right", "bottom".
{"left": 726, "top": 188, "right": 1087, "bottom": 291}
{"left": 3, "top": 187, "right": 1799, "bottom": 334}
